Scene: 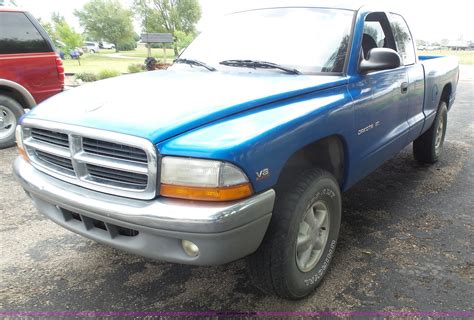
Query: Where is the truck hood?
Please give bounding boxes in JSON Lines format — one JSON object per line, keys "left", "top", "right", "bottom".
{"left": 26, "top": 70, "right": 347, "bottom": 143}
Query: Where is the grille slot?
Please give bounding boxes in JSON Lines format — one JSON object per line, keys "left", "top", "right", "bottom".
{"left": 62, "top": 208, "right": 139, "bottom": 237}
{"left": 31, "top": 128, "right": 69, "bottom": 148}
{"left": 36, "top": 150, "right": 74, "bottom": 173}
{"left": 87, "top": 164, "right": 148, "bottom": 189}
{"left": 83, "top": 138, "right": 148, "bottom": 163}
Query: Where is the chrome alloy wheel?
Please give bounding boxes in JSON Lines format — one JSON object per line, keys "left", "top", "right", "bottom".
{"left": 434, "top": 114, "right": 445, "bottom": 155}
{"left": 0, "top": 105, "right": 16, "bottom": 140}
{"left": 296, "top": 200, "right": 330, "bottom": 272}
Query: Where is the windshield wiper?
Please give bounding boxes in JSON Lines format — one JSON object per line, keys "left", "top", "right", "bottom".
{"left": 174, "top": 58, "right": 216, "bottom": 72}
{"left": 219, "top": 59, "right": 301, "bottom": 75}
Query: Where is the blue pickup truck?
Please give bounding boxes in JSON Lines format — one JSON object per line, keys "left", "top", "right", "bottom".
{"left": 14, "top": 3, "right": 459, "bottom": 299}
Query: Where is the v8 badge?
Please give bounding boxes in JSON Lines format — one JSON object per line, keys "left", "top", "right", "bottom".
{"left": 256, "top": 168, "right": 270, "bottom": 181}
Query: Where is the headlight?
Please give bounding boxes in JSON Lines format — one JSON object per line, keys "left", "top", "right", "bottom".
{"left": 160, "top": 157, "right": 253, "bottom": 201}
{"left": 15, "top": 125, "right": 29, "bottom": 161}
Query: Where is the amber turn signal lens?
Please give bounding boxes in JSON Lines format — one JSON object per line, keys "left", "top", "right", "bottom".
{"left": 18, "top": 148, "right": 29, "bottom": 161}
{"left": 160, "top": 183, "right": 253, "bottom": 202}
{"left": 15, "top": 125, "right": 29, "bottom": 161}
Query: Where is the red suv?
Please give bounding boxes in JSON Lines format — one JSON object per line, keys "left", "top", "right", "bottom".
{"left": 0, "top": 7, "right": 64, "bottom": 148}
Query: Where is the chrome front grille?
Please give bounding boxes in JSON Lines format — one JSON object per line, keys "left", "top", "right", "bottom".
{"left": 22, "top": 119, "right": 158, "bottom": 200}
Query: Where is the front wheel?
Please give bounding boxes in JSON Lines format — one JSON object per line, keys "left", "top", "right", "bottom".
{"left": 248, "top": 169, "right": 341, "bottom": 299}
{"left": 413, "top": 101, "right": 448, "bottom": 164}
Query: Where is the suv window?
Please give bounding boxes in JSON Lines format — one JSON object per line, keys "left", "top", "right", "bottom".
{"left": 390, "top": 14, "right": 416, "bottom": 65}
{"left": 0, "top": 12, "right": 51, "bottom": 54}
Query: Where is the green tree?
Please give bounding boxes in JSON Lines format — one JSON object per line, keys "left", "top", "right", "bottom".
{"left": 37, "top": 18, "right": 58, "bottom": 44}
{"left": 174, "top": 30, "right": 194, "bottom": 52}
{"left": 51, "top": 12, "right": 65, "bottom": 25}
{"left": 416, "top": 39, "right": 427, "bottom": 47}
{"left": 74, "top": 0, "right": 135, "bottom": 52}
{"left": 134, "top": 0, "right": 201, "bottom": 55}
{"left": 55, "top": 20, "right": 83, "bottom": 52}
{"left": 37, "top": 15, "right": 82, "bottom": 53}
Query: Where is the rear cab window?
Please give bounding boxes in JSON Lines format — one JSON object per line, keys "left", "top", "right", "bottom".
{"left": 0, "top": 11, "right": 52, "bottom": 54}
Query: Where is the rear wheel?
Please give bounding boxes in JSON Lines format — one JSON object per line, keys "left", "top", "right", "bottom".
{"left": 413, "top": 101, "right": 448, "bottom": 164}
{"left": 248, "top": 169, "right": 341, "bottom": 299}
{"left": 0, "top": 95, "right": 24, "bottom": 149}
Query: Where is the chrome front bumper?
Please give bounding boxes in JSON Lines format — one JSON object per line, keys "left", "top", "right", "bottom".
{"left": 13, "top": 157, "right": 275, "bottom": 265}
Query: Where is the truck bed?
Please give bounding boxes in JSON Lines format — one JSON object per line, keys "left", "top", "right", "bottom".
{"left": 419, "top": 55, "right": 459, "bottom": 115}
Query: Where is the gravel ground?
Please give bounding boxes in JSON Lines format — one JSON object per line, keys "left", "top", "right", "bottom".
{"left": 1, "top": 66, "right": 473, "bottom": 316}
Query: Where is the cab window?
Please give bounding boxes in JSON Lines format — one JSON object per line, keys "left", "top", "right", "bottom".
{"left": 361, "top": 12, "right": 397, "bottom": 60}
{"left": 390, "top": 14, "right": 416, "bottom": 65}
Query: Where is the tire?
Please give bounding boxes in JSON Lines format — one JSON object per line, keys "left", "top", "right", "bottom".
{"left": 248, "top": 169, "right": 341, "bottom": 299}
{"left": 0, "top": 95, "right": 24, "bottom": 149}
{"left": 413, "top": 101, "right": 448, "bottom": 164}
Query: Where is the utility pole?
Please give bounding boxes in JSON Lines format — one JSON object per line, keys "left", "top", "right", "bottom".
{"left": 143, "top": 0, "right": 151, "bottom": 58}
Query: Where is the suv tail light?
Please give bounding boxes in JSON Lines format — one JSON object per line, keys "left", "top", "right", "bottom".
{"left": 55, "top": 53, "right": 65, "bottom": 84}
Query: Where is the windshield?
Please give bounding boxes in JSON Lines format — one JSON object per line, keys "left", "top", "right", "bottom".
{"left": 175, "top": 8, "right": 354, "bottom": 75}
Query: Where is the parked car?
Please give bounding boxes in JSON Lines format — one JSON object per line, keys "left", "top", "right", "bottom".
{"left": 0, "top": 6, "right": 64, "bottom": 148}
{"left": 99, "top": 41, "right": 115, "bottom": 50}
{"left": 83, "top": 41, "right": 100, "bottom": 53}
{"left": 14, "top": 4, "right": 459, "bottom": 299}
{"left": 55, "top": 40, "right": 83, "bottom": 60}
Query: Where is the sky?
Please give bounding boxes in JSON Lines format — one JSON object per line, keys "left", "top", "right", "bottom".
{"left": 10, "top": 0, "right": 474, "bottom": 42}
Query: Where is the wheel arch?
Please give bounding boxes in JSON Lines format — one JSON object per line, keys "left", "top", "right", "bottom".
{"left": 440, "top": 83, "right": 452, "bottom": 109}
{"left": 0, "top": 79, "right": 36, "bottom": 109}
{"left": 275, "top": 135, "right": 348, "bottom": 190}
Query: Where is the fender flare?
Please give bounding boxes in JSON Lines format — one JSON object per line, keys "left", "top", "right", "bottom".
{"left": 0, "top": 79, "right": 36, "bottom": 108}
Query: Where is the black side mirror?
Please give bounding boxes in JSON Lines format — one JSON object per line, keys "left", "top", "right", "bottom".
{"left": 359, "top": 48, "right": 402, "bottom": 73}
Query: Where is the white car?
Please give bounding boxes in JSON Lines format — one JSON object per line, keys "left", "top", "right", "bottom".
{"left": 84, "top": 41, "right": 100, "bottom": 53}
{"left": 100, "top": 41, "right": 115, "bottom": 49}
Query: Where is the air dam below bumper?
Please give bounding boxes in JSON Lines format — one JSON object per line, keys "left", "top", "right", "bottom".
{"left": 13, "top": 157, "right": 275, "bottom": 265}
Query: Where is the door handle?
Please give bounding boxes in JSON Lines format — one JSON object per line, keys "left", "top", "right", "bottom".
{"left": 401, "top": 82, "right": 409, "bottom": 94}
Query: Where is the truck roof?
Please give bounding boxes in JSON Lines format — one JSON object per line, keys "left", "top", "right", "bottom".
{"left": 0, "top": 6, "right": 27, "bottom": 12}
{"left": 235, "top": 0, "right": 368, "bottom": 12}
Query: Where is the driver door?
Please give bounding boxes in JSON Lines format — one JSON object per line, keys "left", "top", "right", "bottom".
{"left": 349, "top": 12, "right": 410, "bottom": 181}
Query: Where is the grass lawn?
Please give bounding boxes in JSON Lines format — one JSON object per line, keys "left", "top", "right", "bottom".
{"left": 113, "top": 46, "right": 177, "bottom": 60}
{"left": 63, "top": 53, "right": 145, "bottom": 74}
{"left": 418, "top": 50, "right": 474, "bottom": 65}
{"left": 64, "top": 46, "right": 178, "bottom": 74}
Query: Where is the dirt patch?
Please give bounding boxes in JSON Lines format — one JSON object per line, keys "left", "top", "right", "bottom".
{"left": 415, "top": 141, "right": 469, "bottom": 197}
{"left": 454, "top": 263, "right": 474, "bottom": 281}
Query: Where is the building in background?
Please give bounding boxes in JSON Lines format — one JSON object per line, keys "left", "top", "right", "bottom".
{"left": 447, "top": 40, "right": 469, "bottom": 51}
